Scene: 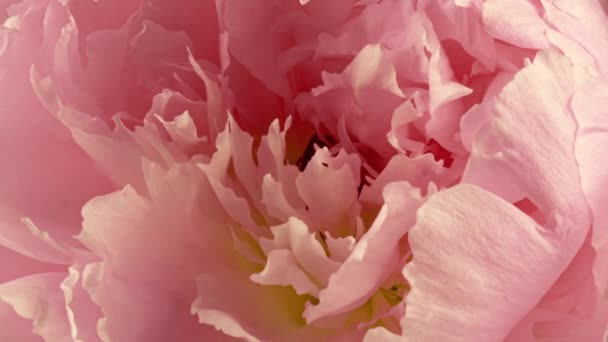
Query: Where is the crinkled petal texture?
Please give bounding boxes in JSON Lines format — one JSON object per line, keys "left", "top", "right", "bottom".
{"left": 402, "top": 184, "right": 586, "bottom": 341}
{"left": 409, "top": 48, "right": 598, "bottom": 341}
{"left": 2, "top": 0, "right": 608, "bottom": 341}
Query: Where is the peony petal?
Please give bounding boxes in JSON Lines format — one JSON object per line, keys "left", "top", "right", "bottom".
{"left": 402, "top": 184, "right": 587, "bottom": 341}
{"left": 423, "top": 26, "right": 472, "bottom": 153}
{"left": 155, "top": 111, "right": 207, "bottom": 149}
{"left": 0, "top": 273, "right": 73, "bottom": 341}
{"left": 314, "top": 44, "right": 403, "bottom": 98}
{"left": 459, "top": 71, "right": 514, "bottom": 151}
{"left": 206, "top": 176, "right": 267, "bottom": 237}
{"left": 324, "top": 234, "right": 355, "bottom": 263}
{"left": 251, "top": 249, "right": 321, "bottom": 296}
{"left": 302, "top": 44, "right": 404, "bottom": 164}
{"left": 304, "top": 182, "right": 423, "bottom": 323}
{"left": 363, "top": 326, "right": 401, "bottom": 342}
{"left": 418, "top": 0, "right": 497, "bottom": 71}
{"left": 296, "top": 148, "right": 361, "bottom": 234}
{"left": 260, "top": 218, "right": 341, "bottom": 288}
{"left": 386, "top": 100, "right": 425, "bottom": 155}
{"left": 360, "top": 154, "right": 444, "bottom": 205}
{"left": 463, "top": 49, "right": 587, "bottom": 219}
{"left": 0, "top": 9, "right": 111, "bottom": 242}
{"left": 261, "top": 174, "right": 300, "bottom": 222}
{"left": 187, "top": 50, "right": 228, "bottom": 142}
{"left": 60, "top": 266, "right": 104, "bottom": 342}
{"left": 0, "top": 300, "right": 43, "bottom": 342}
{"left": 506, "top": 234, "right": 608, "bottom": 341}
{"left": 192, "top": 271, "right": 308, "bottom": 341}
{"left": 571, "top": 79, "right": 608, "bottom": 293}
{"left": 220, "top": 0, "right": 292, "bottom": 99}
{"left": 78, "top": 162, "right": 236, "bottom": 341}
{"left": 482, "top": 0, "right": 549, "bottom": 49}
{"left": 57, "top": 105, "right": 188, "bottom": 193}
{"left": 540, "top": 0, "right": 608, "bottom": 77}
{"left": 0, "top": 244, "right": 64, "bottom": 285}
{"left": 3, "top": 0, "right": 607, "bottom": 340}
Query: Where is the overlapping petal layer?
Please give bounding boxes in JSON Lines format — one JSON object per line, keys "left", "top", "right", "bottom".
{"left": 1, "top": 0, "right": 608, "bottom": 341}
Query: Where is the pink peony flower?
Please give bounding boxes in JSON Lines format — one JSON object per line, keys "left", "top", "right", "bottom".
{"left": 1, "top": 0, "right": 608, "bottom": 341}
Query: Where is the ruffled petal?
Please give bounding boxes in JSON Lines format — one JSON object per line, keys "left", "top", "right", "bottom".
{"left": 258, "top": 217, "right": 341, "bottom": 291}
{"left": 0, "top": 273, "right": 72, "bottom": 341}
{"left": 59, "top": 266, "right": 105, "bottom": 342}
{"left": 0, "top": 300, "right": 42, "bottom": 342}
{"left": 295, "top": 148, "right": 361, "bottom": 234}
{"left": 251, "top": 249, "right": 321, "bottom": 296}
{"left": 304, "top": 182, "right": 424, "bottom": 323}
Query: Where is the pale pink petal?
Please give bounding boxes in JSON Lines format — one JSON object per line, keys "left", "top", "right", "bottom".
{"left": 363, "top": 326, "right": 401, "bottom": 342}
{"left": 463, "top": 49, "right": 586, "bottom": 215}
{"left": 260, "top": 218, "right": 341, "bottom": 288}
{"left": 459, "top": 71, "right": 514, "bottom": 151}
{"left": 314, "top": 44, "right": 403, "bottom": 98}
{"left": 296, "top": 148, "right": 361, "bottom": 234}
{"left": 256, "top": 118, "right": 292, "bottom": 179}
{"left": 187, "top": 51, "right": 228, "bottom": 142}
{"left": 223, "top": 116, "right": 263, "bottom": 202}
{"left": 60, "top": 266, "right": 104, "bottom": 342}
{"left": 299, "top": 43, "right": 406, "bottom": 166}
{"left": 507, "top": 235, "right": 608, "bottom": 341}
{"left": 3, "top": 0, "right": 607, "bottom": 340}
{"left": 423, "top": 29, "right": 472, "bottom": 153}
{"left": 359, "top": 154, "right": 444, "bottom": 205}
{"left": 482, "top": 0, "right": 549, "bottom": 49}
{"left": 452, "top": 50, "right": 594, "bottom": 336}
{"left": 0, "top": 273, "right": 72, "bottom": 341}
{"left": 324, "top": 234, "right": 355, "bottom": 263}
{"left": 146, "top": 90, "right": 208, "bottom": 132}
{"left": 78, "top": 162, "right": 235, "bottom": 341}
{"left": 0, "top": 301, "right": 42, "bottom": 342}
{"left": 418, "top": 0, "right": 498, "bottom": 71}
{"left": 304, "top": 182, "right": 424, "bottom": 323}
{"left": 155, "top": 111, "right": 207, "bottom": 150}
{"left": 540, "top": 0, "right": 608, "bottom": 76}
{"left": 192, "top": 271, "right": 308, "bottom": 341}
{"left": 386, "top": 103, "right": 422, "bottom": 154}
{"left": 251, "top": 249, "right": 321, "bottom": 296}
{"left": 402, "top": 184, "right": 586, "bottom": 341}
{"left": 571, "top": 79, "right": 608, "bottom": 293}
{"left": 206, "top": 176, "right": 267, "bottom": 237}
{"left": 261, "top": 174, "right": 300, "bottom": 222}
